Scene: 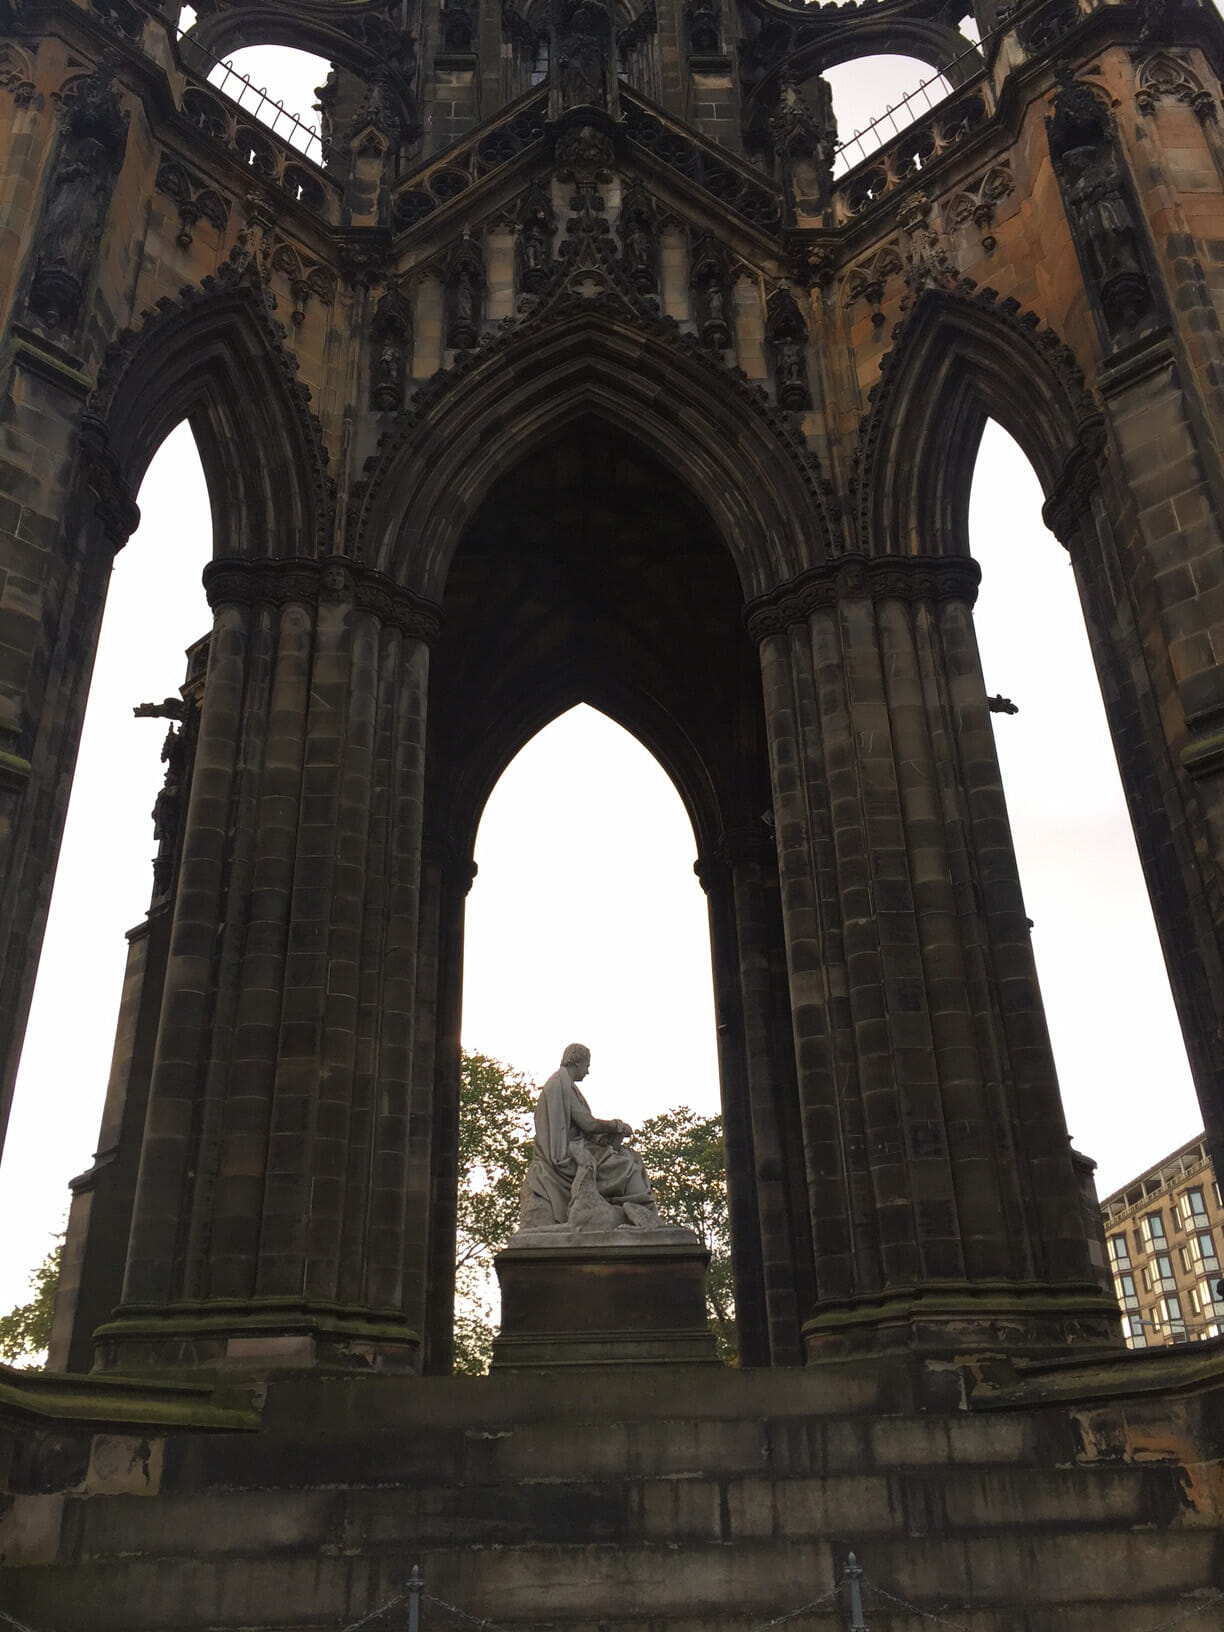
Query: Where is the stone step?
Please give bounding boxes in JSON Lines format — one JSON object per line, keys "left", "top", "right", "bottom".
{"left": 7, "top": 1530, "right": 1217, "bottom": 1632}
{"left": 64, "top": 1458, "right": 1180, "bottom": 1558}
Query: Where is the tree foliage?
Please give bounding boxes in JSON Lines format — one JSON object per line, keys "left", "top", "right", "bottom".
{"left": 453, "top": 1054, "right": 735, "bottom": 1371}
{"left": 633, "top": 1106, "right": 735, "bottom": 1362}
{"left": 454, "top": 1052, "right": 536, "bottom": 1375}
{"left": 0, "top": 1238, "right": 62, "bottom": 1366}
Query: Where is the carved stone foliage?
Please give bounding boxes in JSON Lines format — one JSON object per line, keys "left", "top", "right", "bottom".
{"left": 1135, "top": 50, "right": 1216, "bottom": 121}
{"left": 392, "top": 91, "right": 547, "bottom": 232}
{"left": 690, "top": 236, "right": 732, "bottom": 350}
{"left": 556, "top": 0, "right": 613, "bottom": 112}
{"left": 269, "top": 242, "right": 336, "bottom": 326}
{"left": 1046, "top": 67, "right": 1155, "bottom": 341}
{"left": 843, "top": 245, "right": 904, "bottom": 327}
{"left": 685, "top": 0, "right": 720, "bottom": 54}
{"left": 26, "top": 62, "right": 128, "bottom": 335}
{"left": 516, "top": 181, "right": 556, "bottom": 299}
{"left": 155, "top": 155, "right": 230, "bottom": 249}
{"left": 622, "top": 92, "right": 781, "bottom": 233}
{"left": 943, "top": 164, "right": 1014, "bottom": 254}
{"left": 898, "top": 189, "right": 957, "bottom": 299}
{"left": 618, "top": 181, "right": 658, "bottom": 296}
{"left": 446, "top": 233, "right": 486, "bottom": 349}
{"left": 370, "top": 283, "right": 413, "bottom": 412}
{"left": 0, "top": 43, "right": 40, "bottom": 109}
{"left": 766, "top": 288, "right": 811, "bottom": 412}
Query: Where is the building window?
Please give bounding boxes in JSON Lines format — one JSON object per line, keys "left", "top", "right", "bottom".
{"left": 1180, "top": 1188, "right": 1209, "bottom": 1229}
{"left": 1199, "top": 1278, "right": 1221, "bottom": 1315}
{"left": 1194, "top": 1231, "right": 1220, "bottom": 1272}
{"left": 1161, "top": 1294, "right": 1187, "bottom": 1339}
{"left": 1141, "top": 1212, "right": 1167, "bottom": 1249}
{"left": 1214, "top": 1180, "right": 1223, "bottom": 1209}
{"left": 1121, "top": 1314, "right": 1148, "bottom": 1349}
{"left": 1113, "top": 1272, "right": 1139, "bottom": 1311}
{"left": 1188, "top": 1285, "right": 1202, "bottom": 1316}
{"left": 1154, "top": 1253, "right": 1177, "bottom": 1291}
{"left": 1108, "top": 1234, "right": 1132, "bottom": 1268}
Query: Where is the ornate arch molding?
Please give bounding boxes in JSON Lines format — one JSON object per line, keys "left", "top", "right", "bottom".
{"left": 86, "top": 261, "right": 334, "bottom": 557}
{"left": 853, "top": 285, "right": 1102, "bottom": 558}
{"left": 179, "top": 4, "right": 414, "bottom": 101}
{"left": 354, "top": 303, "right": 835, "bottom": 601}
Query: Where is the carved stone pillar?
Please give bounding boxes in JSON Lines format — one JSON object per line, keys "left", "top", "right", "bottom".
{"left": 747, "top": 554, "right": 1119, "bottom": 1357}
{"left": 418, "top": 839, "right": 476, "bottom": 1375}
{"left": 697, "top": 829, "right": 812, "bottom": 1364}
{"left": 94, "top": 556, "right": 441, "bottom": 1371}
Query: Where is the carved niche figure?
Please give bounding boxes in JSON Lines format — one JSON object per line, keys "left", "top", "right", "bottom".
{"left": 370, "top": 283, "right": 413, "bottom": 411}
{"left": 313, "top": 68, "right": 338, "bottom": 149}
{"left": 516, "top": 181, "right": 556, "bottom": 296}
{"left": 685, "top": 0, "right": 720, "bottom": 53}
{"left": 766, "top": 286, "right": 811, "bottom": 411}
{"left": 519, "top": 1044, "right": 665, "bottom": 1232}
{"left": 26, "top": 62, "right": 128, "bottom": 334}
{"left": 1046, "top": 66, "right": 1153, "bottom": 338}
{"left": 446, "top": 233, "right": 486, "bottom": 349}
{"left": 440, "top": 0, "right": 476, "bottom": 52}
{"left": 557, "top": 0, "right": 611, "bottom": 110}
{"left": 133, "top": 697, "right": 188, "bottom": 902}
{"left": 770, "top": 73, "right": 836, "bottom": 219}
{"left": 618, "top": 181, "right": 658, "bottom": 294}
{"left": 690, "top": 237, "right": 732, "bottom": 349}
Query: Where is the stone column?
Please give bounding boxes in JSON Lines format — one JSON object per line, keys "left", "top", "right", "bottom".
{"left": 95, "top": 556, "right": 442, "bottom": 1371}
{"left": 748, "top": 553, "right": 1118, "bottom": 1358}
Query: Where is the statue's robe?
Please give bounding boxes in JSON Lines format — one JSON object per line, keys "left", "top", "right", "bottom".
{"left": 521, "top": 1066, "right": 654, "bottom": 1226}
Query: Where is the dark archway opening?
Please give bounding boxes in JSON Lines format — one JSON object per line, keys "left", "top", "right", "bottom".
{"left": 419, "top": 422, "right": 814, "bottom": 1371}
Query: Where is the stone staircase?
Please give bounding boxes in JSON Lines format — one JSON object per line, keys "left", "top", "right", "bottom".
{"left": 3, "top": 1360, "right": 1221, "bottom": 1631}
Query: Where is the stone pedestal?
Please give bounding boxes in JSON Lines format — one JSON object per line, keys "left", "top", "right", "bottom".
{"left": 491, "top": 1229, "right": 719, "bottom": 1368}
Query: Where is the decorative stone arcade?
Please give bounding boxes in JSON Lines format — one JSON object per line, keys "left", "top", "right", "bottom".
{"left": 7, "top": 0, "right": 1224, "bottom": 1624}
{"left": 5, "top": 0, "right": 1224, "bottom": 1384}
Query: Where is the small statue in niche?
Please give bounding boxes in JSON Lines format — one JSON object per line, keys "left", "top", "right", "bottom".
{"left": 313, "top": 67, "right": 338, "bottom": 149}
{"left": 440, "top": 0, "right": 476, "bottom": 52}
{"left": 685, "top": 0, "right": 720, "bottom": 53}
{"left": 766, "top": 286, "right": 811, "bottom": 411}
{"left": 770, "top": 73, "right": 836, "bottom": 219}
{"left": 370, "top": 284, "right": 412, "bottom": 411}
{"left": 1046, "top": 66, "right": 1152, "bottom": 337}
{"left": 618, "top": 181, "right": 658, "bottom": 294}
{"left": 134, "top": 697, "right": 187, "bottom": 901}
{"left": 691, "top": 240, "right": 731, "bottom": 349}
{"left": 27, "top": 61, "right": 128, "bottom": 334}
{"left": 446, "top": 234, "right": 485, "bottom": 350}
{"left": 557, "top": 0, "right": 610, "bottom": 109}
{"left": 516, "top": 182, "right": 556, "bottom": 296}
{"left": 519, "top": 1044, "right": 665, "bottom": 1232}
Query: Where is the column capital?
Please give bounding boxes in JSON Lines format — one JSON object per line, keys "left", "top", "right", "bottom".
{"left": 203, "top": 554, "right": 443, "bottom": 642}
{"left": 743, "top": 553, "right": 981, "bottom": 642}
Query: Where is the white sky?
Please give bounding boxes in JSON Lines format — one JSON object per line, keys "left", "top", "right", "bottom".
{"left": 0, "top": 52, "right": 1205, "bottom": 1313}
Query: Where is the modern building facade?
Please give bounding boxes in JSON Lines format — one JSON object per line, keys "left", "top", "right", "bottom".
{"left": 1102, "top": 1133, "right": 1224, "bottom": 1349}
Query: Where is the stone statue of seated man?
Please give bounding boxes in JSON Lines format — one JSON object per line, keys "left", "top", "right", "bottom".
{"left": 519, "top": 1043, "right": 665, "bottom": 1232}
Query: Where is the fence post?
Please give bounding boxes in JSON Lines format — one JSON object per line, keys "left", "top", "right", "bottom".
{"left": 407, "top": 1565, "right": 423, "bottom": 1632}
{"left": 843, "top": 1552, "right": 868, "bottom": 1632}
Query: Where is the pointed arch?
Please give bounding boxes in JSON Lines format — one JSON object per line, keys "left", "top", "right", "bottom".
{"left": 88, "top": 264, "right": 333, "bottom": 557}
{"left": 355, "top": 305, "right": 834, "bottom": 601}
{"left": 854, "top": 286, "right": 1101, "bottom": 558}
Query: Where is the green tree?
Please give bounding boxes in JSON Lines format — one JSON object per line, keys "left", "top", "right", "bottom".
{"left": 454, "top": 1051, "right": 536, "bottom": 1375}
{"left": 453, "top": 1056, "right": 735, "bottom": 1370}
{"left": 0, "top": 1238, "right": 62, "bottom": 1366}
{"left": 634, "top": 1107, "right": 735, "bottom": 1363}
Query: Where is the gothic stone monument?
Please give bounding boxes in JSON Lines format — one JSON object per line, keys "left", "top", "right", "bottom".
{"left": 2, "top": 0, "right": 1224, "bottom": 1622}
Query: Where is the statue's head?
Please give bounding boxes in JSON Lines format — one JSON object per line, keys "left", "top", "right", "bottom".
{"left": 561, "top": 1042, "right": 591, "bottom": 1075}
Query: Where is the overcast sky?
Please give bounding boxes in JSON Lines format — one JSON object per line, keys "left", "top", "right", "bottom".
{"left": 0, "top": 51, "right": 1204, "bottom": 1315}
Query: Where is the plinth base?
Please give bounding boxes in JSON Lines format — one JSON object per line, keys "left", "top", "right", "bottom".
{"left": 491, "top": 1228, "right": 719, "bottom": 1368}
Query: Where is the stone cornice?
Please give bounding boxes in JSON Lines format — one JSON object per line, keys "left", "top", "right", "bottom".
{"left": 203, "top": 555, "right": 443, "bottom": 641}
{"left": 743, "top": 552, "right": 981, "bottom": 641}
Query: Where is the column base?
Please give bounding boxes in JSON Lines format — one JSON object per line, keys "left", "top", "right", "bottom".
{"left": 492, "top": 1229, "right": 719, "bottom": 1369}
{"left": 90, "top": 1299, "right": 420, "bottom": 1373}
{"left": 801, "top": 1279, "right": 1122, "bottom": 1361}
